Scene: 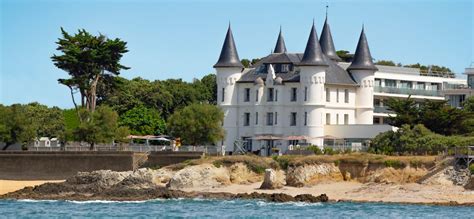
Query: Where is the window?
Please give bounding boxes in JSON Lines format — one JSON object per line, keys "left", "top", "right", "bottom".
{"left": 290, "top": 112, "right": 297, "bottom": 126}
{"left": 416, "top": 82, "right": 425, "bottom": 90}
{"left": 242, "top": 137, "right": 252, "bottom": 152}
{"left": 385, "top": 79, "right": 396, "bottom": 88}
{"left": 281, "top": 64, "right": 290, "bottom": 73}
{"left": 267, "top": 88, "right": 274, "bottom": 102}
{"left": 400, "top": 81, "right": 412, "bottom": 89}
{"left": 344, "top": 114, "right": 349, "bottom": 125}
{"left": 275, "top": 90, "right": 278, "bottom": 102}
{"left": 304, "top": 112, "right": 307, "bottom": 126}
{"left": 326, "top": 88, "right": 330, "bottom": 102}
{"left": 336, "top": 114, "right": 339, "bottom": 124}
{"left": 291, "top": 88, "right": 297, "bottom": 101}
{"left": 304, "top": 87, "right": 308, "bottom": 101}
{"left": 336, "top": 89, "right": 340, "bottom": 103}
{"left": 255, "top": 112, "right": 259, "bottom": 125}
{"left": 244, "top": 88, "right": 250, "bottom": 102}
{"left": 256, "top": 90, "right": 259, "bottom": 102}
{"left": 266, "top": 112, "right": 274, "bottom": 126}
{"left": 373, "top": 117, "right": 381, "bottom": 124}
{"left": 375, "top": 79, "right": 381, "bottom": 87}
{"left": 275, "top": 112, "right": 278, "bottom": 125}
{"left": 344, "top": 89, "right": 349, "bottom": 103}
{"left": 326, "top": 113, "right": 331, "bottom": 125}
{"left": 221, "top": 88, "right": 225, "bottom": 102}
{"left": 244, "top": 113, "right": 250, "bottom": 126}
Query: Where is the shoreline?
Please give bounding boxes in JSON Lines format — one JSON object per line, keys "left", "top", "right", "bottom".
{"left": 2, "top": 180, "right": 474, "bottom": 207}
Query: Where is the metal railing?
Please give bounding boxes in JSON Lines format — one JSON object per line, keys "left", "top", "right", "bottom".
{"left": 27, "top": 145, "right": 219, "bottom": 154}
{"left": 374, "top": 86, "right": 442, "bottom": 97}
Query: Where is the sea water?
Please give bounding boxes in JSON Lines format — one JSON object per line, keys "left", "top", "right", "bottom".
{"left": 0, "top": 198, "right": 473, "bottom": 218}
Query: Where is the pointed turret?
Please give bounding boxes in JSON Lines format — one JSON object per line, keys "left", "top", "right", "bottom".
{"left": 320, "top": 17, "right": 342, "bottom": 61}
{"left": 273, "top": 27, "right": 287, "bottom": 53}
{"left": 214, "top": 24, "right": 243, "bottom": 68}
{"left": 299, "top": 22, "right": 328, "bottom": 66}
{"left": 347, "top": 27, "right": 378, "bottom": 71}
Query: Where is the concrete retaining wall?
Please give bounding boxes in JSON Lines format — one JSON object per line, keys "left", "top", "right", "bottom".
{"left": 0, "top": 151, "right": 135, "bottom": 180}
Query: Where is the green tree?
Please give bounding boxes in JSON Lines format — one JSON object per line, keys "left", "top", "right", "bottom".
{"left": 336, "top": 50, "right": 354, "bottom": 62}
{"left": 167, "top": 104, "right": 225, "bottom": 145}
{"left": 119, "top": 106, "right": 166, "bottom": 135}
{"left": 241, "top": 59, "right": 251, "bottom": 68}
{"left": 25, "top": 102, "right": 65, "bottom": 138}
{"left": 385, "top": 97, "right": 420, "bottom": 128}
{"left": 52, "top": 28, "right": 129, "bottom": 113}
{"left": 0, "top": 104, "right": 36, "bottom": 150}
{"left": 73, "top": 106, "right": 126, "bottom": 150}
{"left": 375, "top": 60, "right": 396, "bottom": 66}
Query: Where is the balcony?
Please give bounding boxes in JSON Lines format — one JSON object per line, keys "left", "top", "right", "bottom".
{"left": 374, "top": 86, "right": 442, "bottom": 97}
{"left": 374, "top": 106, "right": 392, "bottom": 114}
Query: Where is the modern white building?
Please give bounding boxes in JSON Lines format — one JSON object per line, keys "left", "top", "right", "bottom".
{"left": 214, "top": 19, "right": 469, "bottom": 155}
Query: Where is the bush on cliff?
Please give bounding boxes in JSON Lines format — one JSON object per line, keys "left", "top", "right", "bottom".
{"left": 371, "top": 124, "right": 474, "bottom": 155}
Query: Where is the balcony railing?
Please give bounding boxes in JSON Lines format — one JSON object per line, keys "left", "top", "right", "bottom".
{"left": 374, "top": 86, "right": 442, "bottom": 97}
{"left": 374, "top": 106, "right": 392, "bottom": 114}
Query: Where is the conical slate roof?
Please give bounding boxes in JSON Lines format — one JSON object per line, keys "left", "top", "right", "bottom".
{"left": 214, "top": 25, "right": 244, "bottom": 68}
{"left": 274, "top": 28, "right": 287, "bottom": 53}
{"left": 320, "top": 17, "right": 342, "bottom": 61}
{"left": 347, "top": 27, "right": 378, "bottom": 71}
{"left": 298, "top": 23, "right": 328, "bottom": 67}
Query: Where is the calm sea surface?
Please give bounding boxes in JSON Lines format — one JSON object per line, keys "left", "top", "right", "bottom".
{"left": 0, "top": 198, "right": 473, "bottom": 218}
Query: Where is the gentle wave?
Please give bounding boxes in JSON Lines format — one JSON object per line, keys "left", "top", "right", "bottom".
{"left": 256, "top": 200, "right": 323, "bottom": 207}
{"left": 17, "top": 199, "right": 58, "bottom": 203}
{"left": 66, "top": 199, "right": 151, "bottom": 204}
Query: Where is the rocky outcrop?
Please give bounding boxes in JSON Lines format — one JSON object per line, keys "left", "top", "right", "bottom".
{"left": 365, "top": 167, "right": 427, "bottom": 184}
{"left": 260, "top": 169, "right": 283, "bottom": 189}
{"left": 464, "top": 176, "right": 474, "bottom": 190}
{"left": 286, "top": 163, "right": 343, "bottom": 187}
{"left": 64, "top": 170, "right": 132, "bottom": 193}
{"left": 167, "top": 164, "right": 231, "bottom": 189}
{"left": 422, "top": 167, "right": 470, "bottom": 186}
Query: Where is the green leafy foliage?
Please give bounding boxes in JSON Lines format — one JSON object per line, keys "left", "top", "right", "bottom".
{"left": 306, "top": 145, "right": 323, "bottom": 155}
{"left": 469, "top": 164, "right": 474, "bottom": 174}
{"left": 119, "top": 106, "right": 166, "bottom": 135}
{"left": 52, "top": 28, "right": 129, "bottom": 112}
{"left": 167, "top": 104, "right": 224, "bottom": 145}
{"left": 385, "top": 97, "right": 472, "bottom": 136}
{"left": 97, "top": 74, "right": 217, "bottom": 120}
{"left": 0, "top": 103, "right": 65, "bottom": 150}
{"left": 371, "top": 124, "right": 474, "bottom": 155}
{"left": 73, "top": 106, "right": 129, "bottom": 149}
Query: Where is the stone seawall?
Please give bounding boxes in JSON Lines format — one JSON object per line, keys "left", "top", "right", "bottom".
{"left": 0, "top": 151, "right": 136, "bottom": 180}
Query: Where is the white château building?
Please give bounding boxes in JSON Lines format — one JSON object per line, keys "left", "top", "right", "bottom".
{"left": 214, "top": 19, "right": 468, "bottom": 155}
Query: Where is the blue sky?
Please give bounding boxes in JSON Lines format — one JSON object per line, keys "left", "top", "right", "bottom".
{"left": 1, "top": 0, "right": 473, "bottom": 108}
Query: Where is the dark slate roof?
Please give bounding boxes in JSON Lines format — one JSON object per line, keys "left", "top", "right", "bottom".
{"left": 214, "top": 25, "right": 244, "bottom": 68}
{"left": 237, "top": 53, "right": 357, "bottom": 85}
{"left": 273, "top": 28, "right": 287, "bottom": 53}
{"left": 320, "top": 17, "right": 342, "bottom": 62}
{"left": 347, "top": 28, "right": 378, "bottom": 71}
{"left": 298, "top": 23, "right": 329, "bottom": 67}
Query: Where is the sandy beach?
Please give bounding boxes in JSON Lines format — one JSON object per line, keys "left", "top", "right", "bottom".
{"left": 0, "top": 180, "right": 64, "bottom": 195}
{"left": 183, "top": 181, "right": 474, "bottom": 205}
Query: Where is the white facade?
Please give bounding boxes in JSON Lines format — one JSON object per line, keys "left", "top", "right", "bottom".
{"left": 213, "top": 24, "right": 469, "bottom": 155}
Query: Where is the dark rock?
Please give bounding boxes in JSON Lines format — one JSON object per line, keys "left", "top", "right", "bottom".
{"left": 295, "top": 193, "right": 329, "bottom": 202}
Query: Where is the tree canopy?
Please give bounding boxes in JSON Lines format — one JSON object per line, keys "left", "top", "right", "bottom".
{"left": 119, "top": 106, "right": 166, "bottom": 136}
{"left": 52, "top": 28, "right": 129, "bottom": 113}
{"left": 167, "top": 104, "right": 224, "bottom": 145}
{"left": 0, "top": 103, "right": 65, "bottom": 150}
{"left": 385, "top": 96, "right": 473, "bottom": 136}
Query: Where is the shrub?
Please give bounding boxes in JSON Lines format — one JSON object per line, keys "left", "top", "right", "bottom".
{"left": 384, "top": 160, "right": 406, "bottom": 168}
{"left": 469, "top": 164, "right": 474, "bottom": 175}
{"left": 323, "top": 147, "right": 335, "bottom": 155}
{"left": 272, "top": 155, "right": 291, "bottom": 170}
{"left": 307, "top": 145, "right": 323, "bottom": 155}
